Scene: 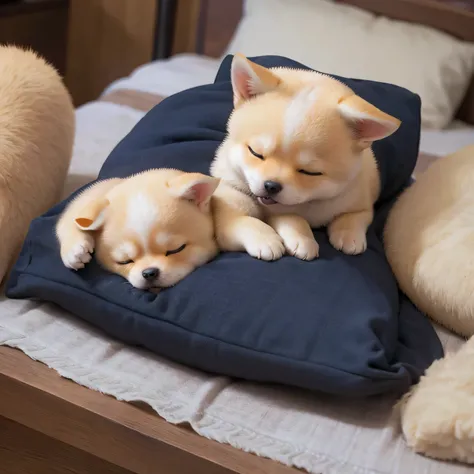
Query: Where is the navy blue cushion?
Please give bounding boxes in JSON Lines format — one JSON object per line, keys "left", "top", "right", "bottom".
{"left": 6, "top": 55, "right": 443, "bottom": 397}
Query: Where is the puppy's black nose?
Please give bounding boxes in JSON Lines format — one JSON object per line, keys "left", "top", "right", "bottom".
{"left": 264, "top": 180, "right": 282, "bottom": 195}
{"left": 142, "top": 267, "right": 159, "bottom": 281}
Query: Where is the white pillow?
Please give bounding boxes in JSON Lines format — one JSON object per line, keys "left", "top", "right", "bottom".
{"left": 225, "top": 0, "right": 474, "bottom": 129}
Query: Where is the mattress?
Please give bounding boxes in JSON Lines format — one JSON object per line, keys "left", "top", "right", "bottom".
{"left": 1, "top": 53, "right": 473, "bottom": 474}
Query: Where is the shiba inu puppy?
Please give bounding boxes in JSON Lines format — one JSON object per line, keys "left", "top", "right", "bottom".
{"left": 0, "top": 46, "right": 75, "bottom": 283}
{"left": 211, "top": 54, "right": 401, "bottom": 261}
{"left": 56, "top": 169, "right": 220, "bottom": 290}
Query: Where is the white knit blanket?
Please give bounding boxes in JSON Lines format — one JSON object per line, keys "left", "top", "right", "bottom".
{"left": 0, "top": 295, "right": 466, "bottom": 474}
{"left": 0, "top": 55, "right": 470, "bottom": 474}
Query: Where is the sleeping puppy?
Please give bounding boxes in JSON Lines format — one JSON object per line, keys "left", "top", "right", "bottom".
{"left": 211, "top": 54, "right": 401, "bottom": 261}
{"left": 0, "top": 46, "right": 75, "bottom": 283}
{"left": 56, "top": 169, "right": 220, "bottom": 290}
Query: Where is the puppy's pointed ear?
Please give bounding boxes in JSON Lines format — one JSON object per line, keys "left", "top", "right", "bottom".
{"left": 75, "top": 197, "right": 109, "bottom": 231}
{"left": 168, "top": 173, "right": 220, "bottom": 210}
{"left": 338, "top": 95, "right": 401, "bottom": 148}
{"left": 231, "top": 53, "right": 281, "bottom": 107}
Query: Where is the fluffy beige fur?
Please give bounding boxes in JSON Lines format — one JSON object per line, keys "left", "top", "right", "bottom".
{"left": 56, "top": 169, "right": 220, "bottom": 290}
{"left": 211, "top": 54, "right": 400, "bottom": 261}
{"left": 397, "top": 334, "right": 474, "bottom": 463}
{"left": 0, "top": 46, "right": 75, "bottom": 283}
{"left": 385, "top": 145, "right": 474, "bottom": 337}
{"left": 385, "top": 145, "right": 474, "bottom": 464}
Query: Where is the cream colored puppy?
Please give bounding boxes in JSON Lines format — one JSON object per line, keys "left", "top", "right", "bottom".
{"left": 384, "top": 145, "right": 474, "bottom": 464}
{"left": 211, "top": 54, "right": 401, "bottom": 261}
{"left": 0, "top": 46, "right": 75, "bottom": 283}
{"left": 385, "top": 144, "right": 474, "bottom": 337}
{"left": 56, "top": 169, "right": 220, "bottom": 290}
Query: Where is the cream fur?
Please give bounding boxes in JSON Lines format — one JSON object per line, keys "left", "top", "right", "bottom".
{"left": 384, "top": 145, "right": 474, "bottom": 464}
{"left": 56, "top": 169, "right": 220, "bottom": 290}
{"left": 397, "top": 335, "right": 474, "bottom": 464}
{"left": 385, "top": 145, "right": 474, "bottom": 337}
{"left": 211, "top": 54, "right": 400, "bottom": 261}
{"left": 0, "top": 46, "right": 75, "bottom": 283}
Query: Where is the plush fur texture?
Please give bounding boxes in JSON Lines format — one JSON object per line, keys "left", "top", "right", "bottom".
{"left": 397, "top": 334, "right": 474, "bottom": 464}
{"left": 210, "top": 54, "right": 400, "bottom": 261}
{"left": 385, "top": 145, "right": 474, "bottom": 464}
{"left": 56, "top": 169, "right": 220, "bottom": 290}
{"left": 0, "top": 46, "right": 75, "bottom": 283}
{"left": 385, "top": 144, "right": 474, "bottom": 337}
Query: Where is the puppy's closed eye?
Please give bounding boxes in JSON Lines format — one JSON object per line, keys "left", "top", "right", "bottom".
{"left": 117, "top": 259, "right": 134, "bottom": 265}
{"left": 166, "top": 244, "right": 186, "bottom": 256}
{"left": 248, "top": 146, "right": 264, "bottom": 160}
{"left": 298, "top": 169, "right": 323, "bottom": 176}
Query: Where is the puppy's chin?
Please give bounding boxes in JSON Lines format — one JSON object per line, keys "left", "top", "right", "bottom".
{"left": 256, "top": 179, "right": 351, "bottom": 206}
{"left": 243, "top": 169, "right": 354, "bottom": 207}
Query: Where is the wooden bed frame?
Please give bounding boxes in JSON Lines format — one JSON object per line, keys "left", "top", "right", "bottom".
{"left": 1, "top": 1, "right": 474, "bottom": 473}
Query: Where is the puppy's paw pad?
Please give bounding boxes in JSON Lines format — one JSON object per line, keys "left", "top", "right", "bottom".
{"left": 329, "top": 229, "right": 367, "bottom": 255}
{"left": 246, "top": 234, "right": 285, "bottom": 261}
{"left": 284, "top": 236, "right": 319, "bottom": 261}
{"left": 62, "top": 239, "right": 94, "bottom": 270}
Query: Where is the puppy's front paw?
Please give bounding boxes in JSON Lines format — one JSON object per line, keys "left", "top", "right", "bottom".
{"left": 329, "top": 227, "right": 367, "bottom": 255}
{"left": 283, "top": 234, "right": 319, "bottom": 261}
{"left": 61, "top": 236, "right": 94, "bottom": 270}
{"left": 245, "top": 231, "right": 285, "bottom": 261}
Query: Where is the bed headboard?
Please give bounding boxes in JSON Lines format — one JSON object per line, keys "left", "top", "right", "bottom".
{"left": 170, "top": 0, "right": 474, "bottom": 124}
